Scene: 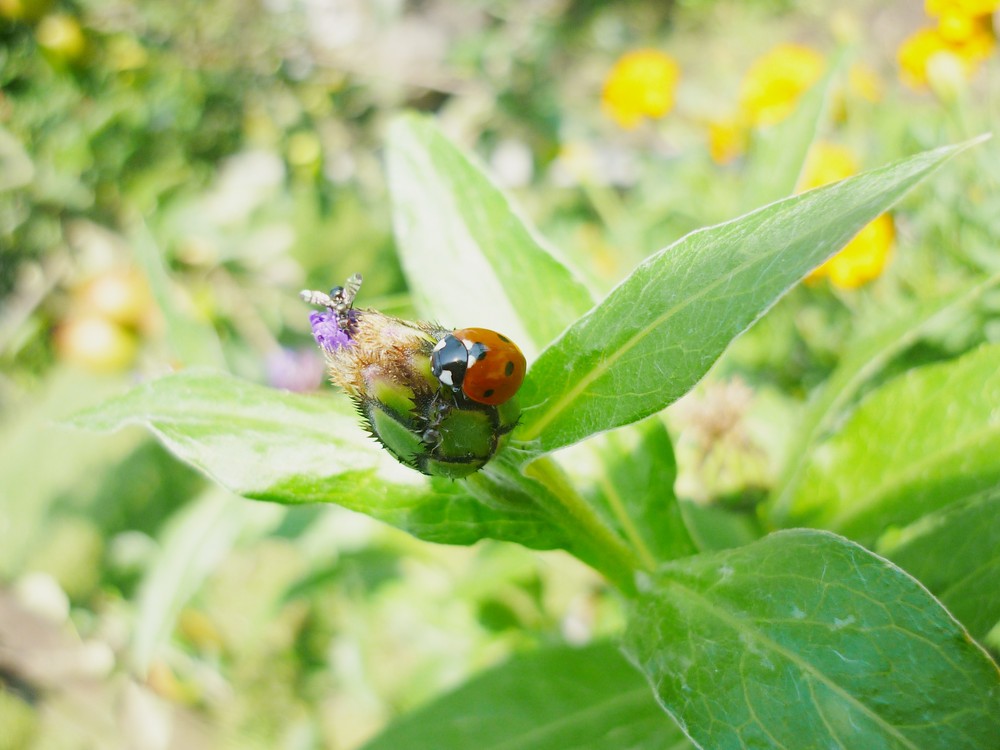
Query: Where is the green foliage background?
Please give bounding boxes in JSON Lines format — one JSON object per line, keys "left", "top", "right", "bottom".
{"left": 2, "top": 1, "right": 999, "bottom": 749}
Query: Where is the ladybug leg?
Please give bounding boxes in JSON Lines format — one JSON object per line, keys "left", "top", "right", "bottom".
{"left": 418, "top": 393, "right": 448, "bottom": 448}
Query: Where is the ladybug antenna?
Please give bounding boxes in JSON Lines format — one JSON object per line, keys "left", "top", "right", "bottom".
{"left": 300, "top": 273, "right": 363, "bottom": 331}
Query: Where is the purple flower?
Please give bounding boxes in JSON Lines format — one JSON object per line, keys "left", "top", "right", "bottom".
{"left": 309, "top": 309, "right": 355, "bottom": 353}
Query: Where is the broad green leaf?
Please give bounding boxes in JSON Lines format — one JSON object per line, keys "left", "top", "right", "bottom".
{"left": 362, "top": 642, "right": 692, "bottom": 750}
{"left": 386, "top": 113, "right": 594, "bottom": 357}
{"left": 626, "top": 530, "right": 1000, "bottom": 750}
{"left": 878, "top": 486, "right": 1000, "bottom": 642}
{"left": 68, "top": 370, "right": 569, "bottom": 551}
{"left": 585, "top": 419, "right": 698, "bottom": 566}
{"left": 769, "top": 272, "right": 1000, "bottom": 525}
{"left": 516, "top": 140, "right": 982, "bottom": 454}
{"left": 787, "top": 343, "right": 1000, "bottom": 542}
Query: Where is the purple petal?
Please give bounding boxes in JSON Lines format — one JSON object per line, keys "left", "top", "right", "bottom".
{"left": 309, "top": 309, "right": 354, "bottom": 353}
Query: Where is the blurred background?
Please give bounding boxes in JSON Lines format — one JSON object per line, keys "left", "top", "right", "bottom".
{"left": 1, "top": 1, "right": 998, "bottom": 748}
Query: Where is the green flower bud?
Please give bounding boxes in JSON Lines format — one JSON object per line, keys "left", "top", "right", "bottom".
{"left": 303, "top": 277, "right": 519, "bottom": 478}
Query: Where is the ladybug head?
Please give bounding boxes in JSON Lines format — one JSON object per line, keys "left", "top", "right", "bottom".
{"left": 430, "top": 333, "right": 468, "bottom": 391}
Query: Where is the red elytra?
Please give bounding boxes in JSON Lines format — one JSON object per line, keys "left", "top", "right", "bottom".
{"left": 453, "top": 327, "right": 526, "bottom": 406}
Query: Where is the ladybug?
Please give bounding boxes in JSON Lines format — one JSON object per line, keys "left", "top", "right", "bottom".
{"left": 430, "top": 327, "right": 526, "bottom": 406}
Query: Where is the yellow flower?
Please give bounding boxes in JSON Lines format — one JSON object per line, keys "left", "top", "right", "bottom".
{"left": 799, "top": 141, "right": 857, "bottom": 190}
{"left": 936, "top": 8, "right": 982, "bottom": 42}
{"left": 738, "top": 44, "right": 825, "bottom": 127}
{"left": 899, "top": 3, "right": 996, "bottom": 91}
{"left": 707, "top": 118, "right": 747, "bottom": 165}
{"left": 899, "top": 28, "right": 956, "bottom": 88}
{"left": 801, "top": 143, "right": 894, "bottom": 289}
{"left": 899, "top": 27, "right": 995, "bottom": 89}
{"left": 847, "top": 64, "right": 883, "bottom": 103}
{"left": 601, "top": 49, "right": 681, "bottom": 129}
{"left": 926, "top": 0, "right": 999, "bottom": 18}
{"left": 56, "top": 315, "right": 138, "bottom": 372}
{"left": 36, "top": 13, "right": 87, "bottom": 63}
{"left": 809, "top": 214, "right": 895, "bottom": 289}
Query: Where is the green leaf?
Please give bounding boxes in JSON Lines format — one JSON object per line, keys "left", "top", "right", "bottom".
{"left": 386, "top": 113, "right": 594, "bottom": 357}
{"left": 679, "top": 501, "right": 764, "bottom": 554}
{"left": 877, "top": 486, "right": 1000, "bottom": 642}
{"left": 586, "top": 419, "right": 698, "bottom": 567}
{"left": 768, "top": 272, "right": 1000, "bottom": 525}
{"left": 68, "top": 369, "right": 568, "bottom": 551}
{"left": 516, "top": 139, "right": 983, "bottom": 454}
{"left": 361, "top": 642, "right": 692, "bottom": 750}
{"left": 787, "top": 343, "right": 1000, "bottom": 542}
{"left": 626, "top": 530, "right": 1000, "bottom": 750}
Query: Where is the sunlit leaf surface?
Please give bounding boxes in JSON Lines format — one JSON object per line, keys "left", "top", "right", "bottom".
{"left": 626, "top": 530, "right": 1000, "bottom": 750}
{"left": 517, "top": 140, "right": 982, "bottom": 453}
{"left": 787, "top": 343, "right": 1000, "bottom": 542}
{"left": 70, "top": 369, "right": 568, "bottom": 550}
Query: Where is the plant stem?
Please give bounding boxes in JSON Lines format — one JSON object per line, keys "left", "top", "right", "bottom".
{"left": 522, "top": 456, "right": 647, "bottom": 593}
{"left": 595, "top": 471, "right": 658, "bottom": 571}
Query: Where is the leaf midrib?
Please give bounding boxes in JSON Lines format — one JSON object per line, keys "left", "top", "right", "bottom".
{"left": 662, "top": 578, "right": 921, "bottom": 750}
{"left": 521, "top": 194, "right": 883, "bottom": 444}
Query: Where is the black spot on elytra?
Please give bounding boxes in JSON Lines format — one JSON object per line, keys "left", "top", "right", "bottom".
{"left": 498, "top": 334, "right": 510, "bottom": 343}
{"left": 483, "top": 389, "right": 495, "bottom": 398}
{"left": 504, "top": 361, "right": 514, "bottom": 376}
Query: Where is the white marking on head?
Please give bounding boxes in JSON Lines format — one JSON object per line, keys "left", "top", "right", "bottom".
{"left": 439, "top": 371, "right": 454, "bottom": 386}
{"left": 432, "top": 339, "right": 447, "bottom": 353}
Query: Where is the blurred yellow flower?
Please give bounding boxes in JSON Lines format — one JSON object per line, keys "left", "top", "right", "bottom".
{"left": 76, "top": 269, "right": 152, "bottom": 328}
{"left": 739, "top": 44, "right": 825, "bottom": 127}
{"left": 899, "top": 0, "right": 997, "bottom": 89}
{"left": 36, "top": 13, "right": 86, "bottom": 63}
{"left": 801, "top": 143, "right": 894, "bottom": 289}
{"left": 601, "top": 49, "right": 681, "bottom": 129}
{"left": 799, "top": 141, "right": 858, "bottom": 190}
{"left": 707, "top": 118, "right": 747, "bottom": 165}
{"left": 898, "top": 25, "right": 994, "bottom": 89}
{"left": 926, "top": 0, "right": 999, "bottom": 17}
{"left": 56, "top": 315, "right": 138, "bottom": 372}
{"left": 847, "top": 64, "right": 883, "bottom": 103}
{"left": 936, "top": 9, "right": 981, "bottom": 42}
{"left": 106, "top": 35, "right": 148, "bottom": 72}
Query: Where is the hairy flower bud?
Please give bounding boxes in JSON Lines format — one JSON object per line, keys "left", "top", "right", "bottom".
{"left": 303, "top": 279, "right": 519, "bottom": 478}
